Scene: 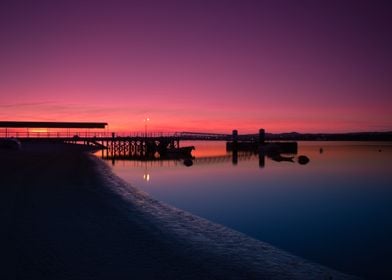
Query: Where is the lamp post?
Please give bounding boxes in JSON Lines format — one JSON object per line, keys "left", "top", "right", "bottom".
{"left": 144, "top": 117, "right": 150, "bottom": 137}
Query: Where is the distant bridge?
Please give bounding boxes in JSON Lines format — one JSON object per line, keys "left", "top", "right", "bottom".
{"left": 175, "top": 132, "right": 259, "bottom": 142}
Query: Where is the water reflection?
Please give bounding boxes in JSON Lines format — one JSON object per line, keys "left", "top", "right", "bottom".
{"left": 101, "top": 150, "right": 310, "bottom": 168}
{"left": 100, "top": 141, "right": 309, "bottom": 169}
{"left": 100, "top": 141, "right": 392, "bottom": 279}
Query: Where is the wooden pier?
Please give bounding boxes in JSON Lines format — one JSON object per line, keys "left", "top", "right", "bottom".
{"left": 0, "top": 121, "right": 298, "bottom": 161}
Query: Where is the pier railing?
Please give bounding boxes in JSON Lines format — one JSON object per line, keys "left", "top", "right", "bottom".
{"left": 0, "top": 131, "right": 180, "bottom": 139}
{"left": 0, "top": 130, "right": 260, "bottom": 142}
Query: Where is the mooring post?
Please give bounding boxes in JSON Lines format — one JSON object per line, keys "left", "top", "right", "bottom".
{"left": 232, "top": 129, "right": 238, "bottom": 165}
{"left": 233, "top": 129, "right": 238, "bottom": 144}
{"left": 259, "top": 128, "right": 265, "bottom": 145}
{"left": 111, "top": 133, "right": 115, "bottom": 156}
{"left": 258, "top": 129, "right": 266, "bottom": 168}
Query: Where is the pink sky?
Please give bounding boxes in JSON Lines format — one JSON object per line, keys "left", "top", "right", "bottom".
{"left": 0, "top": 0, "right": 391, "bottom": 133}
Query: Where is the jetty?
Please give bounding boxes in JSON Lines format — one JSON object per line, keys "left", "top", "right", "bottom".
{"left": 0, "top": 121, "right": 298, "bottom": 161}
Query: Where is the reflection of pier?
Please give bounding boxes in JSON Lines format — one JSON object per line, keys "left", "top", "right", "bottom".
{"left": 103, "top": 152, "right": 259, "bottom": 166}
{"left": 102, "top": 150, "right": 304, "bottom": 168}
{"left": 102, "top": 149, "right": 305, "bottom": 168}
{"left": 193, "top": 153, "right": 256, "bottom": 165}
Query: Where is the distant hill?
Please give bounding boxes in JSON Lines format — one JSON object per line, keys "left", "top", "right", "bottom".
{"left": 265, "top": 131, "right": 392, "bottom": 141}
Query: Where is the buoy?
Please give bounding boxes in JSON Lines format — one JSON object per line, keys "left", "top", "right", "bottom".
{"left": 298, "top": 155, "right": 310, "bottom": 165}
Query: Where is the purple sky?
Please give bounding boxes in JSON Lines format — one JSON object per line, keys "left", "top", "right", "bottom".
{"left": 0, "top": 0, "right": 391, "bottom": 133}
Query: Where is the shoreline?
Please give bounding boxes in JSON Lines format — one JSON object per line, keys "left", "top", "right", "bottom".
{"left": 1, "top": 143, "right": 358, "bottom": 279}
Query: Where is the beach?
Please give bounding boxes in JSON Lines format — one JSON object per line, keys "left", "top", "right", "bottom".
{"left": 0, "top": 143, "right": 357, "bottom": 280}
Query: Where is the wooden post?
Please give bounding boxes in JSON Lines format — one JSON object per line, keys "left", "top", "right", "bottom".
{"left": 259, "top": 129, "right": 265, "bottom": 145}
{"left": 232, "top": 130, "right": 238, "bottom": 165}
{"left": 232, "top": 130, "right": 238, "bottom": 144}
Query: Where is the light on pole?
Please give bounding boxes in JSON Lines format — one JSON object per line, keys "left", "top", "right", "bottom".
{"left": 144, "top": 117, "right": 150, "bottom": 137}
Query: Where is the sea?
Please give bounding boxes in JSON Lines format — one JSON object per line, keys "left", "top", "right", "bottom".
{"left": 100, "top": 141, "right": 392, "bottom": 279}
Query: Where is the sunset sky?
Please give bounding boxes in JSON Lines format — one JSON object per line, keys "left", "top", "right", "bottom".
{"left": 0, "top": 0, "right": 391, "bottom": 133}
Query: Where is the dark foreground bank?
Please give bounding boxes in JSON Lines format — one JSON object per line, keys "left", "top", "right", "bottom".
{"left": 0, "top": 143, "right": 358, "bottom": 279}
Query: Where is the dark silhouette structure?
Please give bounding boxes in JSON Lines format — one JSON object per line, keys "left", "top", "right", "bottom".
{"left": 0, "top": 121, "right": 300, "bottom": 166}
{"left": 0, "top": 121, "right": 108, "bottom": 129}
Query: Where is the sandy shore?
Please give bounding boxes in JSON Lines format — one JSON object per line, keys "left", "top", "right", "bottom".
{"left": 0, "top": 143, "right": 358, "bottom": 279}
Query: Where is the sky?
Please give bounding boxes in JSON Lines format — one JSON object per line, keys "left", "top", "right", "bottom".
{"left": 0, "top": 0, "right": 391, "bottom": 133}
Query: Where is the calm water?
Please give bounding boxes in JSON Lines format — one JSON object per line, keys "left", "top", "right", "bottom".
{"left": 102, "top": 141, "right": 392, "bottom": 278}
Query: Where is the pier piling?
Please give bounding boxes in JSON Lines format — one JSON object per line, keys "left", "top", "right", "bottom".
{"left": 259, "top": 129, "right": 265, "bottom": 145}
{"left": 232, "top": 130, "right": 238, "bottom": 165}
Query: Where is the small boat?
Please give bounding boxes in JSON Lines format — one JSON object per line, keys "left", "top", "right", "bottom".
{"left": 298, "top": 155, "right": 310, "bottom": 165}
